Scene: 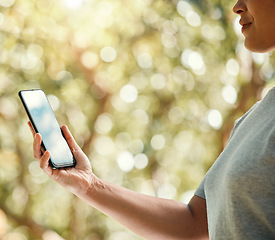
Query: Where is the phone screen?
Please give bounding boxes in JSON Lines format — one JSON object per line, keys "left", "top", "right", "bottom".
{"left": 19, "top": 89, "right": 76, "bottom": 169}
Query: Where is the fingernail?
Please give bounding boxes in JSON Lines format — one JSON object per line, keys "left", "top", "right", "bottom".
{"left": 35, "top": 133, "right": 40, "bottom": 140}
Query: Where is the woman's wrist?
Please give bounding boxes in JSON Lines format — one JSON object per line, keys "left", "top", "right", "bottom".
{"left": 75, "top": 171, "right": 107, "bottom": 201}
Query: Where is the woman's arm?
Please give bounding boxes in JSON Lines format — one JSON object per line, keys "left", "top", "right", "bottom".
{"left": 82, "top": 181, "right": 208, "bottom": 240}
{"left": 30, "top": 122, "right": 208, "bottom": 240}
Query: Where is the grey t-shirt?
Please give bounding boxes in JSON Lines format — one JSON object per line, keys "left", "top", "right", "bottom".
{"left": 195, "top": 87, "right": 275, "bottom": 239}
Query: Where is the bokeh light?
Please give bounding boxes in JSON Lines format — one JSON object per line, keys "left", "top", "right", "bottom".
{"left": 207, "top": 109, "right": 223, "bottom": 129}
{"left": 117, "top": 151, "right": 135, "bottom": 172}
{"left": 119, "top": 84, "right": 138, "bottom": 103}
{"left": 0, "top": 0, "right": 273, "bottom": 239}
{"left": 100, "top": 46, "right": 117, "bottom": 63}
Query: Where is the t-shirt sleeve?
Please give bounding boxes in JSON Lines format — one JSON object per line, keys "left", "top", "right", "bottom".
{"left": 194, "top": 101, "right": 261, "bottom": 201}
{"left": 194, "top": 176, "right": 206, "bottom": 199}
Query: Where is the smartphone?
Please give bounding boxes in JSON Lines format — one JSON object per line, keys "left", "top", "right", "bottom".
{"left": 18, "top": 89, "right": 76, "bottom": 169}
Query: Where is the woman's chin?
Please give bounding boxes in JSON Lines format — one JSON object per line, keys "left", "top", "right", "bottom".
{"left": 245, "top": 40, "right": 275, "bottom": 53}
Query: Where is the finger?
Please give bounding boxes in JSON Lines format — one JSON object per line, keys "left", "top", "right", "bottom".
{"left": 27, "top": 121, "right": 36, "bottom": 138}
{"left": 61, "top": 125, "right": 81, "bottom": 154}
{"left": 33, "top": 133, "right": 43, "bottom": 160}
{"left": 40, "top": 150, "right": 52, "bottom": 174}
{"left": 61, "top": 125, "right": 91, "bottom": 168}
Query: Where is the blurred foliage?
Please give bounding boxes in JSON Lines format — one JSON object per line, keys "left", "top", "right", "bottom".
{"left": 0, "top": 0, "right": 275, "bottom": 239}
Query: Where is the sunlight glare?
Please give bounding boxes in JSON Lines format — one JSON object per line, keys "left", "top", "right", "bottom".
{"left": 63, "top": 0, "right": 83, "bottom": 9}
{"left": 100, "top": 46, "right": 117, "bottom": 62}
{"left": 177, "top": 1, "right": 192, "bottom": 17}
{"left": 134, "top": 153, "right": 148, "bottom": 170}
{"left": 207, "top": 109, "right": 223, "bottom": 129}
{"left": 117, "top": 151, "right": 135, "bottom": 172}
{"left": 151, "top": 134, "right": 165, "bottom": 150}
{"left": 222, "top": 85, "right": 237, "bottom": 104}
{"left": 119, "top": 84, "right": 138, "bottom": 103}
{"left": 0, "top": 0, "right": 15, "bottom": 7}
{"left": 186, "top": 10, "right": 201, "bottom": 27}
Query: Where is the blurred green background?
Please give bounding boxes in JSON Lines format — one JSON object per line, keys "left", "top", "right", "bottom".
{"left": 0, "top": 0, "right": 274, "bottom": 239}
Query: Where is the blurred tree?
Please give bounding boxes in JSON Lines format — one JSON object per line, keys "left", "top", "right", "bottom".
{"left": 0, "top": 0, "right": 274, "bottom": 239}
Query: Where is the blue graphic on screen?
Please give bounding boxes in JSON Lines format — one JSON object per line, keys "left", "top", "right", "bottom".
{"left": 22, "top": 90, "right": 73, "bottom": 166}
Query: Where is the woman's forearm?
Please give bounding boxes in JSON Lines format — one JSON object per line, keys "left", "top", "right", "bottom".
{"left": 77, "top": 178, "right": 206, "bottom": 240}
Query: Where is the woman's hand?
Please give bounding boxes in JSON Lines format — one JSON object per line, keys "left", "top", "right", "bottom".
{"left": 28, "top": 122, "right": 100, "bottom": 197}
